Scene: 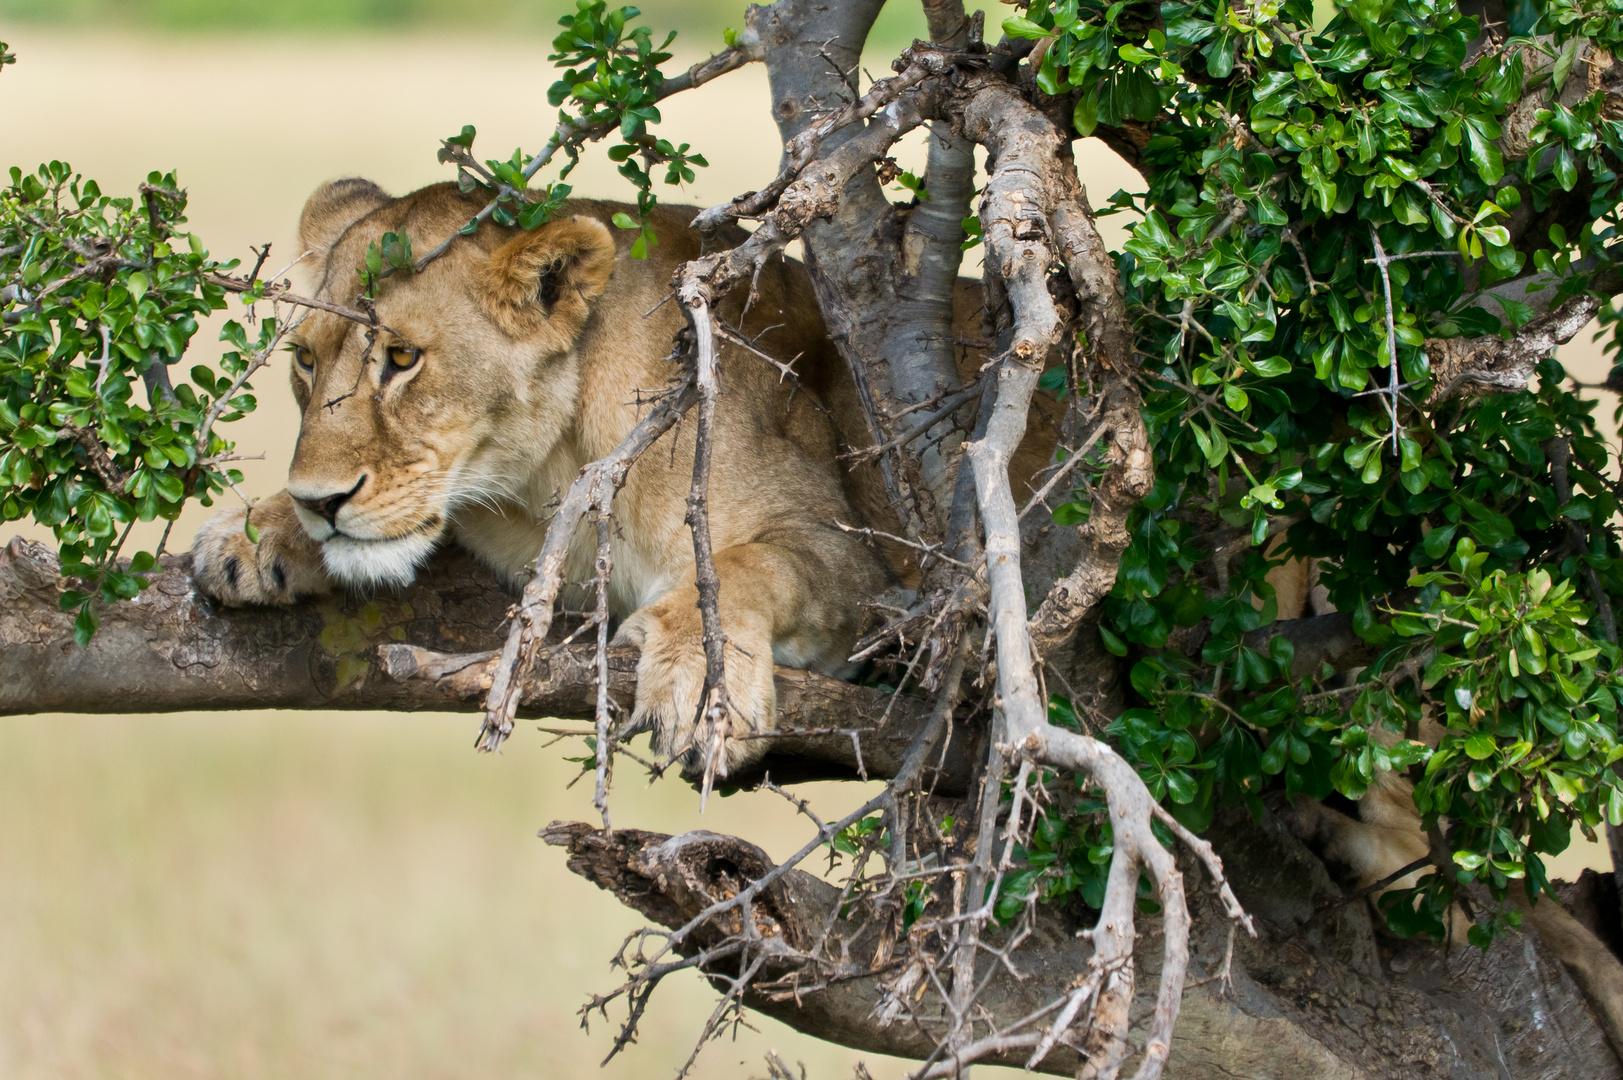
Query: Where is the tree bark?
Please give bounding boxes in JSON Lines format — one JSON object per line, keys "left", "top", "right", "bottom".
{"left": 0, "top": 536, "right": 973, "bottom": 789}
{"left": 547, "top": 804, "right": 1623, "bottom": 1080}
{"left": 6, "top": 532, "right": 1622, "bottom": 1076}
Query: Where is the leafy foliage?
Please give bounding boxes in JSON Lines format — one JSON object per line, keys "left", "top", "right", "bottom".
{"left": 1002, "top": 0, "right": 1623, "bottom": 942}
{"left": 0, "top": 162, "right": 264, "bottom": 643}
{"left": 435, "top": 2, "right": 709, "bottom": 259}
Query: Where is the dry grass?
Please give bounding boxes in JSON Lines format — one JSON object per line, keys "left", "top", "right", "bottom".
{"left": 0, "top": 710, "right": 919, "bottom": 1079}
{"left": 0, "top": 25, "right": 1611, "bottom": 1080}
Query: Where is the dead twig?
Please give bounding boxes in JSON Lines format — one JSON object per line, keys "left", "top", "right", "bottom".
{"left": 679, "top": 294, "right": 734, "bottom": 809}
{"left": 477, "top": 373, "right": 698, "bottom": 751}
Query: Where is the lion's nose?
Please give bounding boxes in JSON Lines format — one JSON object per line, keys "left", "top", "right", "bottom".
{"left": 291, "top": 475, "right": 367, "bottom": 527}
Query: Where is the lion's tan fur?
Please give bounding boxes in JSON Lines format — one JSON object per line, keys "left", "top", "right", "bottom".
{"left": 191, "top": 180, "right": 1054, "bottom": 776}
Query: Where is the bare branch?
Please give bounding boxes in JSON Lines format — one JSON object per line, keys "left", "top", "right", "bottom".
{"left": 205, "top": 271, "right": 394, "bottom": 332}
{"left": 592, "top": 514, "right": 615, "bottom": 831}
{"left": 678, "top": 296, "right": 733, "bottom": 806}
{"left": 57, "top": 420, "right": 128, "bottom": 493}
{"left": 694, "top": 44, "right": 952, "bottom": 234}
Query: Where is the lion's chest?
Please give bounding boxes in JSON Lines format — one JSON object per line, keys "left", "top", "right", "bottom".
{"left": 449, "top": 491, "right": 686, "bottom": 619}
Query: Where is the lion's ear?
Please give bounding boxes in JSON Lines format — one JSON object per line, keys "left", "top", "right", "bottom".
{"left": 298, "top": 178, "right": 391, "bottom": 280}
{"left": 480, "top": 215, "right": 616, "bottom": 345}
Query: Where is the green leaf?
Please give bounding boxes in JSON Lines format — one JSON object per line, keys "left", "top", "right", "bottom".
{"left": 1073, "top": 91, "right": 1099, "bottom": 138}
{"left": 1553, "top": 35, "right": 1579, "bottom": 92}
{"left": 1002, "top": 16, "right": 1052, "bottom": 40}
{"left": 73, "top": 603, "right": 98, "bottom": 647}
{"left": 1052, "top": 501, "right": 1089, "bottom": 526}
{"left": 1261, "top": 735, "right": 1288, "bottom": 775}
{"left": 1554, "top": 147, "right": 1577, "bottom": 192}
{"left": 1464, "top": 118, "right": 1504, "bottom": 185}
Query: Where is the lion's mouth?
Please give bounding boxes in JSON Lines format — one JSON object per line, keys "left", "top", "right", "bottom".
{"left": 316, "top": 514, "right": 446, "bottom": 589}
{"left": 329, "top": 513, "right": 442, "bottom": 543}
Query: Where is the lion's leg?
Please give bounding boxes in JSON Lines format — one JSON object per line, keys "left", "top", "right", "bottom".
{"left": 614, "top": 539, "right": 872, "bottom": 777}
{"left": 1283, "top": 783, "right": 1476, "bottom": 944}
{"left": 191, "top": 491, "right": 333, "bottom": 606}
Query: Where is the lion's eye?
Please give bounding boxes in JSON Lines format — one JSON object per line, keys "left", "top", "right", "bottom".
{"left": 384, "top": 345, "right": 423, "bottom": 373}
{"left": 291, "top": 344, "right": 313, "bottom": 371}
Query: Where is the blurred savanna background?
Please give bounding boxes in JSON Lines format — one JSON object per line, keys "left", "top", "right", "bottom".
{"left": 0, "top": 2, "right": 1614, "bottom": 1078}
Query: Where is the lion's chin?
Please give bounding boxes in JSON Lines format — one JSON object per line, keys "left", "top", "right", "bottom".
{"left": 320, "top": 531, "right": 438, "bottom": 589}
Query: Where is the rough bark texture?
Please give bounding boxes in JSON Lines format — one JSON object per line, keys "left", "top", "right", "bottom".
{"left": 548, "top": 804, "right": 1623, "bottom": 1080}
{"left": 1425, "top": 293, "right": 1605, "bottom": 405}
{"left": 7, "top": 529, "right": 1623, "bottom": 1074}
{"left": 0, "top": 536, "right": 974, "bottom": 789}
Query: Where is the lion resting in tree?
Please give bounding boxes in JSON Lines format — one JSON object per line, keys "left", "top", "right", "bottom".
{"left": 190, "top": 177, "right": 1623, "bottom": 1048}
{"left": 189, "top": 178, "right": 1051, "bottom": 776}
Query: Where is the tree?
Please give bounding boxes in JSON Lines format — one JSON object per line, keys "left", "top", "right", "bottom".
{"left": 6, "top": 0, "right": 1623, "bottom": 1075}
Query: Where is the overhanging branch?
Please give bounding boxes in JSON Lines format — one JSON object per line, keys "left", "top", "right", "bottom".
{"left": 1425, "top": 292, "right": 1603, "bottom": 405}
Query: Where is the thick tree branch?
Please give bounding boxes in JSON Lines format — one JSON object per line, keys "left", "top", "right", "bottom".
{"left": 547, "top": 805, "right": 1622, "bottom": 1080}
{"left": 1424, "top": 292, "right": 1603, "bottom": 405}
{"left": 0, "top": 537, "right": 976, "bottom": 789}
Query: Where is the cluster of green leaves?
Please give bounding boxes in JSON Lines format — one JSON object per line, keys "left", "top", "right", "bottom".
{"left": 0, "top": 162, "right": 262, "bottom": 642}
{"left": 984, "top": 701, "right": 1173, "bottom": 923}
{"left": 826, "top": 814, "right": 932, "bottom": 929}
{"left": 435, "top": 3, "right": 708, "bottom": 260}
{"left": 438, "top": 125, "right": 578, "bottom": 237}
{"left": 549, "top": 1, "right": 707, "bottom": 256}
{"left": 1002, "top": 0, "right": 1623, "bottom": 941}
{"left": 1379, "top": 544, "right": 1623, "bottom": 942}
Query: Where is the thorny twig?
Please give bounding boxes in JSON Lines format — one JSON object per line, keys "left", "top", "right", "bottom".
{"left": 681, "top": 295, "right": 734, "bottom": 810}
{"left": 1365, "top": 227, "right": 1415, "bottom": 455}
{"left": 593, "top": 514, "right": 615, "bottom": 831}
{"left": 195, "top": 309, "right": 308, "bottom": 458}
{"left": 477, "top": 371, "right": 698, "bottom": 751}
{"left": 205, "top": 272, "right": 397, "bottom": 334}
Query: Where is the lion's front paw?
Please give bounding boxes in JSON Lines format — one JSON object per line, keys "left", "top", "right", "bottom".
{"left": 190, "top": 493, "right": 330, "bottom": 606}
{"left": 615, "top": 602, "right": 776, "bottom": 779}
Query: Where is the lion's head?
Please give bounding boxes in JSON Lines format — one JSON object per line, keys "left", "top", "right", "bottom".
{"left": 281, "top": 179, "right": 618, "bottom": 587}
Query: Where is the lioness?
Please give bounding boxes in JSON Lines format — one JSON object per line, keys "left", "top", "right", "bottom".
{"left": 190, "top": 179, "right": 1039, "bottom": 775}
